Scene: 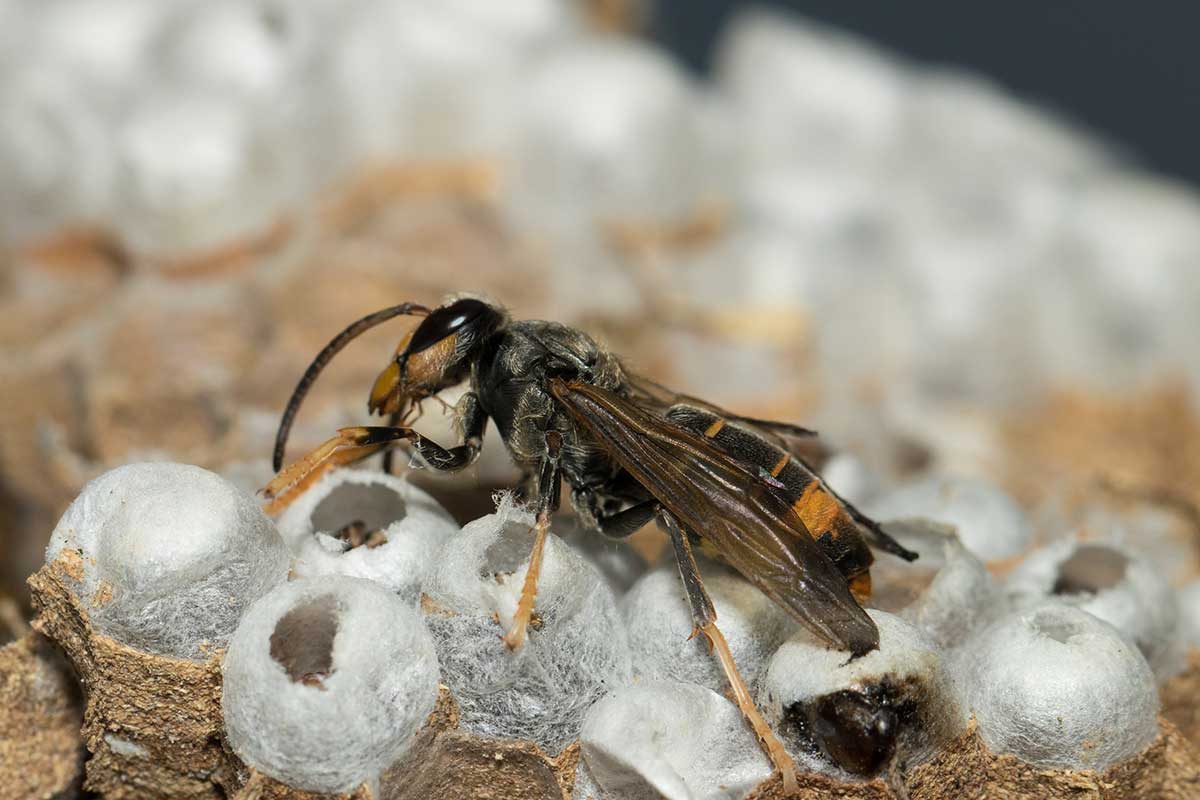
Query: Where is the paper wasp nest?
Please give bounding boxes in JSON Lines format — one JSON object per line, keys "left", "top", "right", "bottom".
{"left": 5, "top": 0, "right": 1200, "bottom": 798}
{"left": 16, "top": 459, "right": 1200, "bottom": 800}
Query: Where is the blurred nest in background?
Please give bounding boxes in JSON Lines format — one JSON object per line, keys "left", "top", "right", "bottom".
{"left": 3, "top": 0, "right": 1200, "bottom": 616}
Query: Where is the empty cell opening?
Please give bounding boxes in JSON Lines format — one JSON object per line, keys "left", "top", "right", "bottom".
{"left": 270, "top": 594, "right": 340, "bottom": 687}
{"left": 310, "top": 481, "right": 407, "bottom": 535}
{"left": 1051, "top": 545, "right": 1128, "bottom": 596}
{"left": 1028, "top": 608, "right": 1083, "bottom": 644}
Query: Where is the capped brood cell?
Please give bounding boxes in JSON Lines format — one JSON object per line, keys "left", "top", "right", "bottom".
{"left": 420, "top": 494, "right": 632, "bottom": 755}
{"left": 580, "top": 680, "right": 773, "bottom": 800}
{"left": 867, "top": 518, "right": 1005, "bottom": 650}
{"left": 1006, "top": 539, "right": 1183, "bottom": 677}
{"left": 950, "top": 601, "right": 1159, "bottom": 771}
{"left": 622, "top": 562, "right": 795, "bottom": 695}
{"left": 864, "top": 475, "right": 1033, "bottom": 563}
{"left": 44, "top": 461, "right": 290, "bottom": 660}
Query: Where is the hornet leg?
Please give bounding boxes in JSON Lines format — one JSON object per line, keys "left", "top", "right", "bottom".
{"left": 381, "top": 409, "right": 406, "bottom": 475}
{"left": 659, "top": 508, "right": 801, "bottom": 795}
{"left": 502, "top": 431, "right": 563, "bottom": 651}
{"left": 597, "top": 498, "right": 661, "bottom": 539}
{"left": 261, "top": 426, "right": 410, "bottom": 514}
{"left": 263, "top": 395, "right": 489, "bottom": 513}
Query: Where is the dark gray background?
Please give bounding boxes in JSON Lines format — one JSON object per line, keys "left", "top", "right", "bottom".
{"left": 651, "top": 1, "right": 1199, "bottom": 185}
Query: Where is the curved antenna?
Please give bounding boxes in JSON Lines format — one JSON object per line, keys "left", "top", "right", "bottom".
{"left": 272, "top": 302, "right": 431, "bottom": 470}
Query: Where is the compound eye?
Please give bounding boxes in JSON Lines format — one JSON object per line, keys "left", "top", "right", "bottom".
{"left": 404, "top": 298, "right": 489, "bottom": 356}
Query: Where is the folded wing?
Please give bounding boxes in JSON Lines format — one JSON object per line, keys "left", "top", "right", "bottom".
{"left": 550, "top": 379, "right": 878, "bottom": 655}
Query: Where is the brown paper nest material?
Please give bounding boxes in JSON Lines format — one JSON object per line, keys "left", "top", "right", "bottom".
{"left": 746, "top": 719, "right": 1200, "bottom": 800}
{"left": 28, "top": 553, "right": 236, "bottom": 800}
{"left": 1002, "top": 382, "right": 1200, "bottom": 581}
{"left": 1162, "top": 650, "right": 1200, "bottom": 749}
{"left": 0, "top": 628, "right": 84, "bottom": 800}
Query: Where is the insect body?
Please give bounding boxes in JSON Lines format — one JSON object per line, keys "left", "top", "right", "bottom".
{"left": 263, "top": 296, "right": 916, "bottom": 792}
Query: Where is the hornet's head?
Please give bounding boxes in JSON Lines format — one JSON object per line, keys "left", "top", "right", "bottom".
{"left": 271, "top": 296, "right": 506, "bottom": 471}
{"left": 368, "top": 297, "right": 506, "bottom": 418}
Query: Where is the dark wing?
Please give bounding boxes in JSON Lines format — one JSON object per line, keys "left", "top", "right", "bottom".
{"left": 626, "top": 370, "right": 916, "bottom": 563}
{"left": 623, "top": 369, "right": 832, "bottom": 467}
{"left": 550, "top": 379, "right": 878, "bottom": 655}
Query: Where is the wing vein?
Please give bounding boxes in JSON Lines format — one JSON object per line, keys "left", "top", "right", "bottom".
{"left": 550, "top": 379, "right": 878, "bottom": 654}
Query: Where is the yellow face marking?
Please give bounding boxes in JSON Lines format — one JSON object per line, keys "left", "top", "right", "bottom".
{"left": 770, "top": 452, "right": 790, "bottom": 477}
{"left": 704, "top": 418, "right": 726, "bottom": 438}
{"left": 368, "top": 360, "right": 401, "bottom": 414}
{"left": 792, "top": 481, "right": 844, "bottom": 539}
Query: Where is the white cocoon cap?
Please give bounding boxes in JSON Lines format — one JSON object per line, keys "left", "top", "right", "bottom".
{"left": 0, "top": 62, "right": 114, "bottom": 242}
{"left": 1006, "top": 539, "right": 1183, "bottom": 677}
{"left": 46, "top": 462, "right": 289, "bottom": 660}
{"left": 157, "top": 1, "right": 293, "bottom": 98}
{"left": 716, "top": 8, "right": 907, "bottom": 164}
{"left": 581, "top": 680, "right": 772, "bottom": 800}
{"left": 556, "top": 519, "right": 652, "bottom": 596}
{"left": 222, "top": 575, "right": 439, "bottom": 794}
{"left": 622, "top": 563, "right": 795, "bottom": 694}
{"left": 951, "top": 602, "right": 1158, "bottom": 770}
{"left": 869, "top": 520, "right": 1005, "bottom": 650}
{"left": 421, "top": 494, "right": 632, "bottom": 754}
{"left": 513, "top": 37, "right": 704, "bottom": 226}
{"left": 817, "top": 452, "right": 882, "bottom": 507}
{"left": 112, "top": 88, "right": 295, "bottom": 256}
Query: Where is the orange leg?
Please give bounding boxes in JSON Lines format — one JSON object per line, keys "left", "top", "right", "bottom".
{"left": 501, "top": 432, "right": 563, "bottom": 651}
{"left": 660, "top": 509, "right": 800, "bottom": 795}
{"left": 501, "top": 508, "right": 551, "bottom": 651}
{"left": 260, "top": 426, "right": 409, "bottom": 514}
{"left": 702, "top": 621, "right": 799, "bottom": 795}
